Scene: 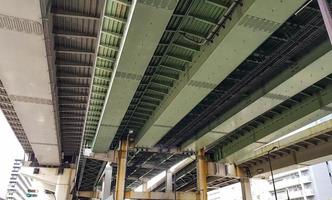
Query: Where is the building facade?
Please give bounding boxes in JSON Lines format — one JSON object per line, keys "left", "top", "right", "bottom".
{"left": 270, "top": 161, "right": 332, "bottom": 200}
{"left": 208, "top": 161, "right": 332, "bottom": 200}
{"left": 208, "top": 178, "right": 271, "bottom": 200}
{"left": 6, "top": 159, "right": 33, "bottom": 200}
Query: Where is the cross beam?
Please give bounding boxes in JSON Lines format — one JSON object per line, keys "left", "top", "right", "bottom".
{"left": 124, "top": 191, "right": 199, "bottom": 200}
{"left": 77, "top": 191, "right": 199, "bottom": 200}
{"left": 83, "top": 146, "right": 194, "bottom": 163}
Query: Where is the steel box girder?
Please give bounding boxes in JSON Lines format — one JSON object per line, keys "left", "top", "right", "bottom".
{"left": 220, "top": 83, "right": 332, "bottom": 160}
{"left": 182, "top": 41, "right": 332, "bottom": 151}
{"left": 234, "top": 118, "right": 332, "bottom": 165}
{"left": 135, "top": 0, "right": 308, "bottom": 148}
{"left": 91, "top": 0, "right": 177, "bottom": 152}
{"left": 247, "top": 134, "right": 332, "bottom": 177}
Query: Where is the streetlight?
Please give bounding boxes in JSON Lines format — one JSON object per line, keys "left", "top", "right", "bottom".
{"left": 267, "top": 146, "right": 278, "bottom": 200}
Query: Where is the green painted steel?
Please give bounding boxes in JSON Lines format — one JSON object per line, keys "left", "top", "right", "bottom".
{"left": 181, "top": 41, "right": 332, "bottom": 150}
{"left": 217, "top": 81, "right": 332, "bottom": 161}
{"left": 83, "top": 0, "right": 130, "bottom": 147}
{"left": 237, "top": 119, "right": 332, "bottom": 165}
{"left": 90, "top": 0, "right": 177, "bottom": 152}
{"left": 135, "top": 0, "right": 307, "bottom": 147}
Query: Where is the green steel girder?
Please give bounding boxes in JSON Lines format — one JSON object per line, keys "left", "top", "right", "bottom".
{"left": 83, "top": 0, "right": 130, "bottom": 145}
{"left": 249, "top": 138, "right": 332, "bottom": 177}
{"left": 217, "top": 82, "right": 332, "bottom": 160}
{"left": 135, "top": 0, "right": 308, "bottom": 148}
{"left": 91, "top": 0, "right": 179, "bottom": 152}
{"left": 181, "top": 41, "right": 332, "bottom": 149}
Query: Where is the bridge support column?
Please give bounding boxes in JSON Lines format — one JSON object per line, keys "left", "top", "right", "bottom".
{"left": 197, "top": 148, "right": 208, "bottom": 200}
{"left": 20, "top": 167, "right": 75, "bottom": 200}
{"left": 240, "top": 177, "right": 252, "bottom": 200}
{"left": 115, "top": 139, "right": 129, "bottom": 200}
{"left": 102, "top": 164, "right": 112, "bottom": 200}
{"left": 166, "top": 170, "right": 173, "bottom": 192}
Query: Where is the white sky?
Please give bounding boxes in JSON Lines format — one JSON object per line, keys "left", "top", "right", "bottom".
{"left": 0, "top": 110, "right": 24, "bottom": 199}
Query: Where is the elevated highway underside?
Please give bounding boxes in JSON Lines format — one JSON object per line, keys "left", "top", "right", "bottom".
{"left": 1, "top": 0, "right": 332, "bottom": 199}
{"left": 0, "top": 0, "right": 60, "bottom": 165}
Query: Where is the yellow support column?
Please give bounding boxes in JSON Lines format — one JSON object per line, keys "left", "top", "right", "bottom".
{"left": 197, "top": 148, "right": 208, "bottom": 200}
{"left": 115, "top": 139, "right": 128, "bottom": 200}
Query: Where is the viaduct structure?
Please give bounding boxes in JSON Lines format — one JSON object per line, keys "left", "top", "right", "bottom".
{"left": 0, "top": 0, "right": 332, "bottom": 199}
